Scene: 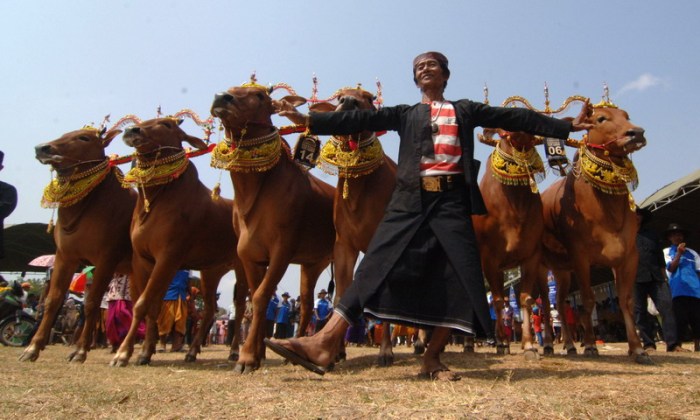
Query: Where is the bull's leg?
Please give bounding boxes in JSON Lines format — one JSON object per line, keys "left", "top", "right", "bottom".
{"left": 415, "top": 328, "right": 428, "bottom": 354}
{"left": 519, "top": 259, "right": 540, "bottom": 360}
{"left": 296, "top": 265, "right": 314, "bottom": 338}
{"left": 482, "top": 261, "right": 508, "bottom": 355}
{"left": 539, "top": 265, "right": 555, "bottom": 355}
{"left": 377, "top": 322, "right": 394, "bottom": 367}
{"left": 69, "top": 266, "right": 113, "bottom": 363}
{"left": 185, "top": 266, "right": 228, "bottom": 362}
{"left": 554, "top": 270, "right": 577, "bottom": 355}
{"left": 234, "top": 261, "right": 264, "bottom": 372}
{"left": 614, "top": 257, "right": 651, "bottom": 364}
{"left": 235, "top": 259, "right": 286, "bottom": 374}
{"left": 20, "top": 256, "right": 79, "bottom": 362}
{"left": 227, "top": 268, "right": 248, "bottom": 362}
{"left": 110, "top": 260, "right": 164, "bottom": 367}
{"left": 572, "top": 264, "right": 599, "bottom": 357}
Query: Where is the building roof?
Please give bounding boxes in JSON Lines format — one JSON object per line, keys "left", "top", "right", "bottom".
{"left": 639, "top": 169, "right": 700, "bottom": 250}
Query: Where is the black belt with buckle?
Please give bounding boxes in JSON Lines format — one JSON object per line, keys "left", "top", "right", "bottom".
{"left": 420, "top": 175, "right": 464, "bottom": 192}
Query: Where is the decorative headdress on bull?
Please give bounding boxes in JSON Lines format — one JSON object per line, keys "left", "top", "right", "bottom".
{"left": 39, "top": 114, "right": 130, "bottom": 232}
{"left": 210, "top": 74, "right": 309, "bottom": 180}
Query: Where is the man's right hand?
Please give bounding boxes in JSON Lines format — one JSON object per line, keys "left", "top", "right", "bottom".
{"left": 273, "top": 99, "right": 308, "bottom": 126}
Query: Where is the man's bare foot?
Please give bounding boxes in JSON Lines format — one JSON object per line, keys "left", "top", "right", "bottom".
{"left": 267, "top": 336, "right": 336, "bottom": 368}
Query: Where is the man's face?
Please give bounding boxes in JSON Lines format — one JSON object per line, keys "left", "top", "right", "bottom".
{"left": 414, "top": 59, "right": 447, "bottom": 90}
{"left": 669, "top": 231, "right": 685, "bottom": 245}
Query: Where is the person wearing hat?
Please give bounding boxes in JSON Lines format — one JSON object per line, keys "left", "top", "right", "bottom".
{"left": 274, "top": 292, "right": 292, "bottom": 339}
{"left": 269, "top": 51, "right": 591, "bottom": 380}
{"left": 633, "top": 208, "right": 682, "bottom": 352}
{"left": 313, "top": 289, "right": 333, "bottom": 334}
{"left": 663, "top": 223, "right": 700, "bottom": 351}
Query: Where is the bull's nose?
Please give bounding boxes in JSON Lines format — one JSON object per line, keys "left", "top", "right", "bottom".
{"left": 628, "top": 127, "right": 645, "bottom": 137}
{"left": 339, "top": 96, "right": 359, "bottom": 108}
{"left": 124, "top": 126, "right": 141, "bottom": 136}
{"left": 35, "top": 144, "right": 51, "bottom": 155}
{"left": 213, "top": 92, "right": 233, "bottom": 105}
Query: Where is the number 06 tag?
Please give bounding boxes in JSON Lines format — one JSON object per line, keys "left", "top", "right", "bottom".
{"left": 543, "top": 137, "right": 569, "bottom": 177}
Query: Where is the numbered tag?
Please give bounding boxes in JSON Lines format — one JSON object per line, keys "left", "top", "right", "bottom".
{"left": 293, "top": 134, "right": 320, "bottom": 169}
{"left": 543, "top": 137, "right": 569, "bottom": 177}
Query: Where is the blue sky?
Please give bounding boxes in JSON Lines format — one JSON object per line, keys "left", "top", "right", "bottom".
{"left": 2, "top": 1, "right": 699, "bottom": 305}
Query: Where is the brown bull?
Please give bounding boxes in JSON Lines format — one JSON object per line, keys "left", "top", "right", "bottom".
{"left": 311, "top": 87, "right": 399, "bottom": 365}
{"left": 471, "top": 128, "right": 552, "bottom": 358}
{"left": 541, "top": 102, "right": 650, "bottom": 363}
{"left": 25, "top": 127, "right": 136, "bottom": 363}
{"left": 210, "top": 83, "right": 336, "bottom": 374}
{"left": 110, "top": 117, "right": 247, "bottom": 367}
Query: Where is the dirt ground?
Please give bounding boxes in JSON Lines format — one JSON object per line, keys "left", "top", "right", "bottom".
{"left": 2, "top": 340, "right": 699, "bottom": 419}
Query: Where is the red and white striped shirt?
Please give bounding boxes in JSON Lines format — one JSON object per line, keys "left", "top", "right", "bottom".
{"left": 420, "top": 101, "right": 463, "bottom": 176}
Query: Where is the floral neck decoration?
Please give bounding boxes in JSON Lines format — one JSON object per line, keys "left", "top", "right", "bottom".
{"left": 318, "top": 134, "right": 384, "bottom": 199}
{"left": 577, "top": 145, "right": 638, "bottom": 210}
{"left": 41, "top": 158, "right": 113, "bottom": 209}
{"left": 210, "top": 128, "right": 290, "bottom": 173}
{"left": 120, "top": 150, "right": 189, "bottom": 213}
{"left": 489, "top": 141, "right": 545, "bottom": 194}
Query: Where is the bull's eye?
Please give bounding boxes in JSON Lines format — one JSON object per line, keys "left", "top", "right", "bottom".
{"left": 78, "top": 135, "right": 91, "bottom": 142}
{"left": 596, "top": 116, "right": 607, "bottom": 124}
{"left": 256, "top": 92, "right": 265, "bottom": 101}
{"left": 160, "top": 121, "right": 172, "bottom": 129}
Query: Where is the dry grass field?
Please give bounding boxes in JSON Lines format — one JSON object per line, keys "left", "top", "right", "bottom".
{"left": 2, "top": 341, "right": 699, "bottom": 419}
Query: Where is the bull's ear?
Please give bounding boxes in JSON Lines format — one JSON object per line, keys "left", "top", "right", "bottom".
{"left": 176, "top": 118, "right": 185, "bottom": 126}
{"left": 281, "top": 95, "right": 307, "bottom": 108}
{"left": 309, "top": 102, "right": 336, "bottom": 113}
{"left": 184, "top": 134, "right": 208, "bottom": 150}
{"left": 482, "top": 127, "right": 498, "bottom": 140}
{"left": 102, "top": 129, "right": 123, "bottom": 148}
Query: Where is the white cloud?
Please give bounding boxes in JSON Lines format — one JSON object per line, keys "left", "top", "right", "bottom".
{"left": 615, "top": 73, "right": 667, "bottom": 98}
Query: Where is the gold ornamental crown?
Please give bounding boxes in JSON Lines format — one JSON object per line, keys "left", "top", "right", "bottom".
{"left": 241, "top": 72, "right": 273, "bottom": 95}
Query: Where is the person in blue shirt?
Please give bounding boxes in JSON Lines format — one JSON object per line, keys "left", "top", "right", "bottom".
{"left": 274, "top": 292, "right": 292, "bottom": 339}
{"left": 157, "top": 270, "right": 190, "bottom": 352}
{"left": 313, "top": 289, "right": 332, "bottom": 334}
{"left": 663, "top": 223, "right": 700, "bottom": 352}
{"left": 265, "top": 290, "right": 279, "bottom": 339}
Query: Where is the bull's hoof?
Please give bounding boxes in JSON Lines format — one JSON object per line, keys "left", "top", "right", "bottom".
{"left": 543, "top": 346, "right": 554, "bottom": 356}
{"left": 496, "top": 345, "right": 510, "bottom": 355}
{"left": 325, "top": 362, "right": 335, "bottom": 372}
{"left": 336, "top": 352, "right": 347, "bottom": 362}
{"left": 19, "top": 348, "right": 39, "bottom": 362}
{"left": 377, "top": 355, "right": 394, "bottom": 367}
{"left": 462, "top": 345, "right": 474, "bottom": 354}
{"left": 228, "top": 352, "right": 239, "bottom": 362}
{"left": 234, "top": 362, "right": 258, "bottom": 374}
{"left": 184, "top": 353, "right": 197, "bottom": 363}
{"left": 136, "top": 356, "right": 151, "bottom": 366}
{"left": 523, "top": 349, "right": 540, "bottom": 361}
{"left": 634, "top": 352, "right": 654, "bottom": 365}
{"left": 69, "top": 352, "right": 87, "bottom": 364}
{"left": 233, "top": 363, "right": 257, "bottom": 374}
{"left": 110, "top": 357, "right": 128, "bottom": 367}
{"left": 414, "top": 341, "right": 426, "bottom": 355}
{"left": 565, "top": 347, "right": 577, "bottom": 356}
{"left": 583, "top": 347, "right": 599, "bottom": 357}
{"left": 233, "top": 363, "right": 245, "bottom": 374}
